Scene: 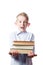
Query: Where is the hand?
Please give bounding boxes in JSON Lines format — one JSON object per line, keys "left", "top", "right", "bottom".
{"left": 9, "top": 49, "right": 19, "bottom": 56}
{"left": 27, "top": 51, "right": 34, "bottom": 57}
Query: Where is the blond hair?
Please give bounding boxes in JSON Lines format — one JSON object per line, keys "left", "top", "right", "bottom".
{"left": 16, "top": 12, "right": 29, "bottom": 21}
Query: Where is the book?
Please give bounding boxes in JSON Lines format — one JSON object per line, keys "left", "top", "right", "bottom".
{"left": 13, "top": 41, "right": 34, "bottom": 46}
{"left": 11, "top": 46, "right": 34, "bottom": 50}
{"left": 10, "top": 48, "right": 33, "bottom": 54}
{"left": 9, "top": 49, "right": 37, "bottom": 58}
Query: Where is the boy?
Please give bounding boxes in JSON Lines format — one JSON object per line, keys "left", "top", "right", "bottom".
{"left": 9, "top": 12, "right": 35, "bottom": 65}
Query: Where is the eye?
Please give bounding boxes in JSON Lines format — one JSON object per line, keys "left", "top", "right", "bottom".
{"left": 19, "top": 21, "right": 21, "bottom": 23}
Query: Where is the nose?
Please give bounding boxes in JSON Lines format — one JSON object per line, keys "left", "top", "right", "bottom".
{"left": 21, "top": 22, "right": 24, "bottom": 26}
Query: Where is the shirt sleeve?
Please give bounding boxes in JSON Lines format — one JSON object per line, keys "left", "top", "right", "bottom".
{"left": 30, "top": 33, "right": 34, "bottom": 41}
{"left": 31, "top": 33, "right": 35, "bottom": 53}
{"left": 9, "top": 32, "right": 16, "bottom": 48}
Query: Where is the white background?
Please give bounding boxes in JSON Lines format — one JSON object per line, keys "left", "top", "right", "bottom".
{"left": 0, "top": 0, "right": 43, "bottom": 65}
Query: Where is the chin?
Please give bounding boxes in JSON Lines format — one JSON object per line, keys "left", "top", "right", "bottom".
{"left": 20, "top": 29, "right": 25, "bottom": 32}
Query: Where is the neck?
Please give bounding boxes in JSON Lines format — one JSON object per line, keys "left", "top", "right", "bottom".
{"left": 19, "top": 30, "right": 26, "bottom": 32}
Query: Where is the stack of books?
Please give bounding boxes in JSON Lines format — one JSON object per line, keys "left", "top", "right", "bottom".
{"left": 10, "top": 41, "right": 34, "bottom": 54}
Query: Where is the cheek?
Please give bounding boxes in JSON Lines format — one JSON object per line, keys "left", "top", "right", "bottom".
{"left": 17, "top": 23, "right": 21, "bottom": 27}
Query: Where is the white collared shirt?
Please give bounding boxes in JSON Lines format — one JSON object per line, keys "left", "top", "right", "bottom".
{"left": 10, "top": 31, "right": 35, "bottom": 65}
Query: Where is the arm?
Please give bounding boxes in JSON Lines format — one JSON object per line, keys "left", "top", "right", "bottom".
{"left": 9, "top": 32, "right": 19, "bottom": 56}
{"left": 27, "top": 34, "right": 37, "bottom": 57}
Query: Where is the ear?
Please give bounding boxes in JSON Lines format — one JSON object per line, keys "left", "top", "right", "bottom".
{"left": 14, "top": 21, "right": 17, "bottom": 25}
{"left": 27, "top": 23, "right": 30, "bottom": 27}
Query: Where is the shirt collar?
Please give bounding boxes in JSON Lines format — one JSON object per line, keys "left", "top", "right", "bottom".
{"left": 16, "top": 30, "right": 21, "bottom": 35}
{"left": 16, "top": 30, "right": 27, "bottom": 35}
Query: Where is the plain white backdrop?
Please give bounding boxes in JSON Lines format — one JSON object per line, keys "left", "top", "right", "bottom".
{"left": 0, "top": 0, "right": 43, "bottom": 65}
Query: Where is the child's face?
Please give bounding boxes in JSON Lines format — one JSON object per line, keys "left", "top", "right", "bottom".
{"left": 16, "top": 15, "right": 29, "bottom": 32}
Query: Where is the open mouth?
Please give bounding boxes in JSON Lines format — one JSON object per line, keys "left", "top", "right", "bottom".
{"left": 20, "top": 27, "right": 24, "bottom": 29}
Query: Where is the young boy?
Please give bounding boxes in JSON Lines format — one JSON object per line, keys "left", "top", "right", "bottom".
{"left": 9, "top": 12, "right": 35, "bottom": 65}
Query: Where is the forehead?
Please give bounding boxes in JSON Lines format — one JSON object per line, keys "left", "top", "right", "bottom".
{"left": 17, "top": 15, "right": 27, "bottom": 21}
